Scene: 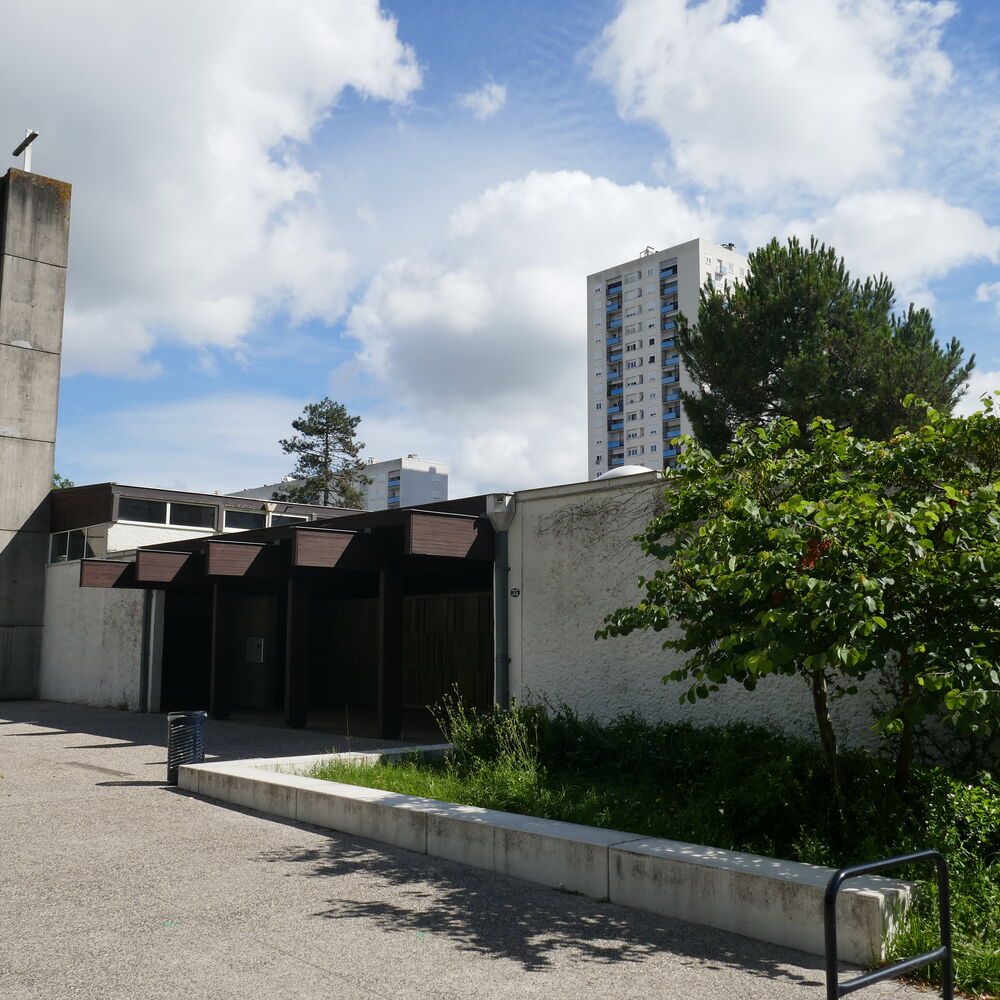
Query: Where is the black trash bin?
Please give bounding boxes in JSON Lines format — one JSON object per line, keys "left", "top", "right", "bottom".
{"left": 166, "top": 710, "right": 207, "bottom": 785}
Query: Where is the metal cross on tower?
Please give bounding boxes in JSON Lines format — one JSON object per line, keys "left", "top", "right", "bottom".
{"left": 12, "top": 129, "right": 39, "bottom": 173}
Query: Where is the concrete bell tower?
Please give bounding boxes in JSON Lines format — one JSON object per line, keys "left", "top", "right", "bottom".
{"left": 0, "top": 167, "right": 72, "bottom": 697}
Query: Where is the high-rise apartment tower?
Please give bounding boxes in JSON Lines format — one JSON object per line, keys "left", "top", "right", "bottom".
{"left": 586, "top": 238, "right": 748, "bottom": 477}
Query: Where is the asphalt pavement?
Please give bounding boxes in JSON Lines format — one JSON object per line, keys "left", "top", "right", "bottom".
{"left": 1, "top": 700, "right": 929, "bottom": 999}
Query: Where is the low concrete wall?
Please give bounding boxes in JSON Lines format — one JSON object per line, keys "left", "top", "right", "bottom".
{"left": 609, "top": 839, "right": 908, "bottom": 962}
{"left": 180, "top": 750, "right": 910, "bottom": 966}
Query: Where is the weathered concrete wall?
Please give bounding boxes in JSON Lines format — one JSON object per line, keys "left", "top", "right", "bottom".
{"left": 39, "top": 562, "right": 145, "bottom": 710}
{"left": 508, "top": 475, "right": 886, "bottom": 749}
{"left": 0, "top": 169, "right": 71, "bottom": 697}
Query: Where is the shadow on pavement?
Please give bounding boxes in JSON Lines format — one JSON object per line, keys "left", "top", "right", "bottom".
{"left": 0, "top": 700, "right": 404, "bottom": 760}
{"left": 95, "top": 779, "right": 173, "bottom": 787}
{"left": 65, "top": 741, "right": 141, "bottom": 749}
{"left": 254, "top": 828, "right": 827, "bottom": 984}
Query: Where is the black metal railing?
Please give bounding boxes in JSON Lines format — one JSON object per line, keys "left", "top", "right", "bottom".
{"left": 824, "top": 849, "right": 952, "bottom": 1000}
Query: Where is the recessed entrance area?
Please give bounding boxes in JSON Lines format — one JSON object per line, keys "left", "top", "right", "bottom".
{"left": 88, "top": 505, "right": 498, "bottom": 739}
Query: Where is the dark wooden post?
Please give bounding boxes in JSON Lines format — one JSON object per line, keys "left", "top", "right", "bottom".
{"left": 377, "top": 561, "right": 403, "bottom": 740}
{"left": 209, "top": 583, "right": 230, "bottom": 720}
{"left": 284, "top": 574, "right": 311, "bottom": 729}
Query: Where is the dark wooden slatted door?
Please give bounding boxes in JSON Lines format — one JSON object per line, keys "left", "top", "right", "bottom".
{"left": 403, "top": 593, "right": 492, "bottom": 710}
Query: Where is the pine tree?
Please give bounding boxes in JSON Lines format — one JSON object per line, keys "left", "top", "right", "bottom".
{"left": 274, "top": 398, "right": 370, "bottom": 508}
{"left": 678, "top": 237, "right": 975, "bottom": 453}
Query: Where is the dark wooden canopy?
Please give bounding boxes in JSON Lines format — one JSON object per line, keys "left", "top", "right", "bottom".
{"left": 80, "top": 506, "right": 493, "bottom": 589}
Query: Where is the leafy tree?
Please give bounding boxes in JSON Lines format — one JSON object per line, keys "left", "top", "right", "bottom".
{"left": 597, "top": 396, "right": 1000, "bottom": 810}
{"left": 52, "top": 473, "right": 75, "bottom": 488}
{"left": 679, "top": 236, "right": 975, "bottom": 453}
{"left": 274, "top": 398, "right": 370, "bottom": 508}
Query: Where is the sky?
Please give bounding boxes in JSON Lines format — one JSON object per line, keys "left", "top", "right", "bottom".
{"left": 2, "top": 0, "right": 998, "bottom": 500}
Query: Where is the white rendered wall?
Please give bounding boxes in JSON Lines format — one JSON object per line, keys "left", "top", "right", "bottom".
{"left": 39, "top": 561, "right": 146, "bottom": 710}
{"left": 107, "top": 522, "right": 220, "bottom": 554}
{"left": 507, "top": 475, "right": 885, "bottom": 749}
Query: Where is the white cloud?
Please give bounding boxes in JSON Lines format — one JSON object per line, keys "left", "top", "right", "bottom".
{"left": 785, "top": 189, "right": 1000, "bottom": 304}
{"left": 458, "top": 81, "right": 508, "bottom": 120}
{"left": 591, "top": 0, "right": 956, "bottom": 196}
{"left": 955, "top": 370, "right": 1000, "bottom": 416}
{"left": 976, "top": 281, "right": 1000, "bottom": 316}
{"left": 56, "top": 393, "right": 314, "bottom": 493}
{"left": 347, "top": 169, "right": 720, "bottom": 495}
{"left": 53, "top": 384, "right": 553, "bottom": 501}
{"left": 57, "top": 393, "right": 308, "bottom": 494}
{"left": 61, "top": 308, "right": 162, "bottom": 380}
{"left": 0, "top": 1, "right": 420, "bottom": 377}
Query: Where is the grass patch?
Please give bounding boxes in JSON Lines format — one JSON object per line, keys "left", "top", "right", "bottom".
{"left": 308, "top": 701, "right": 1000, "bottom": 997}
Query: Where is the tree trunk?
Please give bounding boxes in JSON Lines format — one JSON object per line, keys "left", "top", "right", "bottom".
{"left": 810, "top": 668, "right": 847, "bottom": 825}
{"left": 322, "top": 433, "right": 331, "bottom": 506}
{"left": 895, "top": 653, "right": 914, "bottom": 792}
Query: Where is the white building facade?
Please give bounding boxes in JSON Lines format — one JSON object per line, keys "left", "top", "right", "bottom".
{"left": 587, "top": 238, "right": 749, "bottom": 477}
{"left": 361, "top": 455, "right": 448, "bottom": 511}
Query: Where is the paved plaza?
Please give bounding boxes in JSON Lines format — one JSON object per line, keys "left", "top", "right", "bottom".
{"left": 1, "top": 701, "right": 927, "bottom": 999}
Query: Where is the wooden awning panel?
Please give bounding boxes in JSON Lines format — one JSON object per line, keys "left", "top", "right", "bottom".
{"left": 406, "top": 512, "right": 493, "bottom": 560}
{"left": 79, "top": 560, "right": 135, "bottom": 588}
{"left": 205, "top": 540, "right": 286, "bottom": 577}
{"left": 292, "top": 528, "right": 356, "bottom": 568}
{"left": 135, "top": 550, "right": 200, "bottom": 584}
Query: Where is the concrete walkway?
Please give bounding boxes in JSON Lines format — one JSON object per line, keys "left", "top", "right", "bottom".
{"left": 2, "top": 701, "right": 926, "bottom": 1000}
